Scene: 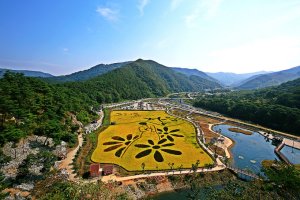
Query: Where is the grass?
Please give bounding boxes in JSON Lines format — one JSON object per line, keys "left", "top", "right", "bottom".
{"left": 228, "top": 127, "right": 253, "bottom": 135}
{"left": 102, "top": 108, "right": 111, "bottom": 126}
{"left": 91, "top": 110, "right": 213, "bottom": 171}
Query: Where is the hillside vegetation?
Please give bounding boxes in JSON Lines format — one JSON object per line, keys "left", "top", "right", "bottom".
{"left": 0, "top": 60, "right": 222, "bottom": 145}
{"left": 194, "top": 78, "right": 300, "bottom": 135}
{"left": 64, "top": 59, "right": 222, "bottom": 102}
{"left": 0, "top": 72, "right": 97, "bottom": 146}
{"left": 45, "top": 62, "right": 130, "bottom": 83}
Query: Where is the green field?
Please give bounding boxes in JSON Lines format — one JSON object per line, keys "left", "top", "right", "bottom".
{"left": 92, "top": 110, "right": 213, "bottom": 171}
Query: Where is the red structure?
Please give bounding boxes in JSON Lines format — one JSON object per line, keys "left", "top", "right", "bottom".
{"left": 90, "top": 163, "right": 101, "bottom": 177}
{"left": 102, "top": 164, "right": 113, "bottom": 175}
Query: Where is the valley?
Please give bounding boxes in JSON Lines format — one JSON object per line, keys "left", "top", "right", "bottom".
{"left": 1, "top": 61, "right": 300, "bottom": 199}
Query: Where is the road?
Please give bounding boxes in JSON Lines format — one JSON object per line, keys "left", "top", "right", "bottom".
{"left": 59, "top": 110, "right": 104, "bottom": 181}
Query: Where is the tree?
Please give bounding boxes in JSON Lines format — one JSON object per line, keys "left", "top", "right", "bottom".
{"left": 262, "top": 162, "right": 300, "bottom": 198}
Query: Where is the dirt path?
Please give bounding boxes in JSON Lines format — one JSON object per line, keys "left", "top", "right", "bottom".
{"left": 59, "top": 133, "right": 83, "bottom": 181}
{"left": 208, "top": 124, "right": 233, "bottom": 158}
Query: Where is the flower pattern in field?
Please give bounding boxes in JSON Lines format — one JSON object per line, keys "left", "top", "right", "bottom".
{"left": 103, "top": 134, "right": 139, "bottom": 157}
{"left": 134, "top": 139, "right": 182, "bottom": 162}
{"left": 144, "top": 116, "right": 177, "bottom": 126}
{"left": 157, "top": 126, "right": 184, "bottom": 141}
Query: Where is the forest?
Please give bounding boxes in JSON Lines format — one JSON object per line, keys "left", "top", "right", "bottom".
{"left": 0, "top": 72, "right": 98, "bottom": 146}
{"left": 194, "top": 78, "right": 300, "bottom": 135}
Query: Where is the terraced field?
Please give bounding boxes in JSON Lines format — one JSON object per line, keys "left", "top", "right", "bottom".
{"left": 92, "top": 110, "right": 213, "bottom": 171}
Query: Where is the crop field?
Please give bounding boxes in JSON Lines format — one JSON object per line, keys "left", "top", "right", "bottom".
{"left": 91, "top": 111, "right": 213, "bottom": 171}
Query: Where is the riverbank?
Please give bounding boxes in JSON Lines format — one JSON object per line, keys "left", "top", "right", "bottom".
{"left": 208, "top": 123, "right": 234, "bottom": 159}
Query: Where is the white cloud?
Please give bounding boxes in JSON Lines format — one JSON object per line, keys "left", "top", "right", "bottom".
{"left": 63, "top": 48, "right": 69, "bottom": 52}
{"left": 207, "top": 37, "right": 300, "bottom": 73}
{"left": 96, "top": 7, "right": 119, "bottom": 22}
{"left": 170, "top": 0, "right": 183, "bottom": 10}
{"left": 185, "top": 0, "right": 223, "bottom": 27}
{"left": 138, "top": 0, "right": 150, "bottom": 16}
{"left": 202, "top": 0, "right": 223, "bottom": 19}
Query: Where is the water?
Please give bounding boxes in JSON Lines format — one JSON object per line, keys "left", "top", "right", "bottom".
{"left": 149, "top": 186, "right": 221, "bottom": 200}
{"left": 213, "top": 124, "right": 278, "bottom": 174}
{"left": 280, "top": 145, "right": 300, "bottom": 164}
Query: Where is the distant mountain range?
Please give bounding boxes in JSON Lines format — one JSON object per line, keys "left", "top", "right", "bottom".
{"left": 172, "top": 67, "right": 219, "bottom": 83}
{"left": 65, "top": 59, "right": 223, "bottom": 102}
{"left": 0, "top": 68, "right": 53, "bottom": 78}
{"left": 205, "top": 71, "right": 271, "bottom": 86}
{"left": 45, "top": 61, "right": 131, "bottom": 82}
{"left": 2, "top": 61, "right": 300, "bottom": 91}
{"left": 237, "top": 66, "right": 300, "bottom": 90}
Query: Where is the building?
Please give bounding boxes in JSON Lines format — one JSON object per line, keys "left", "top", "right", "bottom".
{"left": 90, "top": 163, "right": 101, "bottom": 177}
{"left": 102, "top": 164, "right": 113, "bottom": 175}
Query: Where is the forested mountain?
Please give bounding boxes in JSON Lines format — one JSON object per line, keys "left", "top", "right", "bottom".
{"left": 0, "top": 68, "right": 53, "bottom": 78}
{"left": 0, "top": 59, "right": 222, "bottom": 146}
{"left": 64, "top": 59, "right": 222, "bottom": 103}
{"left": 206, "top": 71, "right": 270, "bottom": 86}
{"left": 237, "top": 66, "right": 300, "bottom": 89}
{"left": 172, "top": 67, "right": 219, "bottom": 83}
{"left": 45, "top": 61, "right": 131, "bottom": 83}
{"left": 194, "top": 78, "right": 300, "bottom": 135}
{"left": 0, "top": 72, "right": 97, "bottom": 146}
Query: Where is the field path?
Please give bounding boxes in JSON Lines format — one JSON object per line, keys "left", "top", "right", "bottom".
{"left": 208, "top": 123, "right": 233, "bottom": 158}
{"left": 100, "top": 162, "right": 225, "bottom": 183}
{"left": 59, "top": 133, "right": 83, "bottom": 181}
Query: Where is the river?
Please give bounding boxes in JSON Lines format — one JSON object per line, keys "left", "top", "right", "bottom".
{"left": 213, "top": 124, "right": 278, "bottom": 174}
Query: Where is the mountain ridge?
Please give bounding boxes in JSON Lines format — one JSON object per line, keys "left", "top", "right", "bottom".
{"left": 206, "top": 71, "right": 271, "bottom": 86}
{"left": 172, "top": 67, "right": 220, "bottom": 84}
{"left": 64, "top": 59, "right": 223, "bottom": 102}
{"left": 45, "top": 61, "right": 131, "bottom": 83}
{"left": 237, "top": 66, "right": 300, "bottom": 89}
{"left": 0, "top": 68, "right": 54, "bottom": 78}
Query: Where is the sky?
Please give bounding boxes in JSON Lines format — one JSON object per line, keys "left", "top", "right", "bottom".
{"left": 1, "top": 0, "right": 300, "bottom": 75}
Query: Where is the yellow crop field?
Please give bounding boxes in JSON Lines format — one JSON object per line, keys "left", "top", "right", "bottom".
{"left": 91, "top": 110, "right": 213, "bottom": 171}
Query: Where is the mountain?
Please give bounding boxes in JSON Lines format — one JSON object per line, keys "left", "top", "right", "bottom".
{"left": 45, "top": 61, "right": 131, "bottom": 83}
{"left": 237, "top": 66, "right": 300, "bottom": 90}
{"left": 0, "top": 68, "right": 53, "bottom": 78}
{"left": 65, "top": 59, "right": 222, "bottom": 102}
{"left": 231, "top": 74, "right": 264, "bottom": 87}
{"left": 172, "top": 67, "right": 220, "bottom": 83}
{"left": 206, "top": 71, "right": 270, "bottom": 86}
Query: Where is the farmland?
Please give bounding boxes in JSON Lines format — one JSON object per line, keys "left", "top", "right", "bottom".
{"left": 91, "top": 110, "right": 213, "bottom": 171}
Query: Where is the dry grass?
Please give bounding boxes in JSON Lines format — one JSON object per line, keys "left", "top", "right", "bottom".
{"left": 228, "top": 127, "right": 253, "bottom": 135}
{"left": 191, "top": 114, "right": 221, "bottom": 144}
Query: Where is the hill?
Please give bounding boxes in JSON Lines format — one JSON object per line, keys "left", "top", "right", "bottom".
{"left": 45, "top": 61, "right": 131, "bottom": 83}
{"left": 206, "top": 71, "right": 270, "bottom": 86}
{"left": 172, "top": 67, "right": 219, "bottom": 83}
{"left": 65, "top": 59, "right": 223, "bottom": 102}
{"left": 0, "top": 72, "right": 97, "bottom": 146}
{"left": 194, "top": 78, "right": 300, "bottom": 135}
{"left": 237, "top": 66, "right": 300, "bottom": 89}
{"left": 0, "top": 68, "right": 53, "bottom": 78}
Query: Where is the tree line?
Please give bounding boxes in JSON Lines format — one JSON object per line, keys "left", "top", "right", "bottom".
{"left": 193, "top": 78, "right": 300, "bottom": 136}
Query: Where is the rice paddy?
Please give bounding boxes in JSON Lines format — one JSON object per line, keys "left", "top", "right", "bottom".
{"left": 91, "top": 110, "right": 213, "bottom": 171}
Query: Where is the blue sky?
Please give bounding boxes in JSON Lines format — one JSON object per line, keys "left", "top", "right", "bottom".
{"left": 1, "top": 0, "right": 300, "bottom": 75}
